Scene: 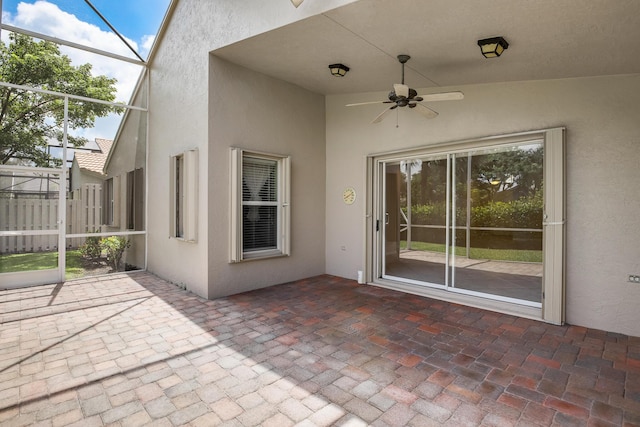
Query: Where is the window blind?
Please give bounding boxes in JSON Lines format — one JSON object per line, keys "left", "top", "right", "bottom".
{"left": 242, "top": 156, "right": 278, "bottom": 252}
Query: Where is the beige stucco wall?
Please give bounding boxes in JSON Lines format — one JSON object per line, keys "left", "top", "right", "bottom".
{"left": 103, "top": 84, "right": 148, "bottom": 271}
{"left": 207, "top": 57, "right": 326, "bottom": 298}
{"left": 144, "top": 0, "right": 353, "bottom": 297}
{"left": 325, "top": 74, "right": 640, "bottom": 337}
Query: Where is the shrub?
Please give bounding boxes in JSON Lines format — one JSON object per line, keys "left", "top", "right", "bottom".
{"left": 100, "top": 236, "right": 131, "bottom": 271}
{"left": 407, "top": 191, "right": 542, "bottom": 230}
{"left": 471, "top": 192, "right": 543, "bottom": 229}
{"left": 79, "top": 230, "right": 102, "bottom": 262}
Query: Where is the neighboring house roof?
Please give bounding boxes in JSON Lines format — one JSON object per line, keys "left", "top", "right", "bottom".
{"left": 95, "top": 138, "right": 113, "bottom": 156}
{"left": 74, "top": 139, "right": 113, "bottom": 176}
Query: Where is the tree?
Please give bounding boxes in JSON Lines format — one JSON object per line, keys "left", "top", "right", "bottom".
{"left": 0, "top": 32, "right": 121, "bottom": 166}
{"left": 472, "top": 146, "right": 543, "bottom": 201}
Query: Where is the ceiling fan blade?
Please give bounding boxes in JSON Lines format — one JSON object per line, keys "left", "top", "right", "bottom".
{"left": 393, "top": 84, "right": 409, "bottom": 98}
{"left": 371, "top": 106, "right": 395, "bottom": 124}
{"left": 414, "top": 103, "right": 439, "bottom": 119}
{"left": 420, "top": 91, "right": 464, "bottom": 102}
{"left": 346, "top": 100, "right": 390, "bottom": 107}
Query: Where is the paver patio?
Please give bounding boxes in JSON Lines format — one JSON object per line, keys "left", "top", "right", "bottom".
{"left": 0, "top": 272, "right": 639, "bottom": 426}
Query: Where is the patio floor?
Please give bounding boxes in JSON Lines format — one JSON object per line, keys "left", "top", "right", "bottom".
{"left": 1, "top": 272, "right": 639, "bottom": 426}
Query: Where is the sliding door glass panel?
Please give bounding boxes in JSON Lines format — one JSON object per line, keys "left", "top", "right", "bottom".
{"left": 383, "top": 155, "right": 448, "bottom": 286}
{"left": 380, "top": 143, "right": 543, "bottom": 305}
{"left": 448, "top": 153, "right": 469, "bottom": 286}
{"left": 452, "top": 144, "right": 543, "bottom": 303}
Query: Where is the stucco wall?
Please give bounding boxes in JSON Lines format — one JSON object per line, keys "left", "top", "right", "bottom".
{"left": 144, "top": 0, "right": 353, "bottom": 297}
{"left": 207, "top": 57, "right": 326, "bottom": 298}
{"left": 145, "top": 1, "right": 209, "bottom": 296}
{"left": 326, "top": 74, "right": 640, "bottom": 337}
{"left": 103, "top": 83, "right": 148, "bottom": 271}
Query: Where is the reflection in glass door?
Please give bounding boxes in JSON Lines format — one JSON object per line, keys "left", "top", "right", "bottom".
{"left": 381, "top": 142, "right": 544, "bottom": 306}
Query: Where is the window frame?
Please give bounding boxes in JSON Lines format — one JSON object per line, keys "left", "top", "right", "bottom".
{"left": 170, "top": 150, "right": 198, "bottom": 242}
{"left": 126, "top": 168, "right": 144, "bottom": 231}
{"left": 230, "top": 148, "right": 290, "bottom": 262}
{"left": 102, "top": 176, "right": 120, "bottom": 227}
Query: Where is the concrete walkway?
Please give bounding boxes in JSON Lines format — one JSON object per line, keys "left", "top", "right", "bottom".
{"left": 0, "top": 272, "right": 639, "bottom": 426}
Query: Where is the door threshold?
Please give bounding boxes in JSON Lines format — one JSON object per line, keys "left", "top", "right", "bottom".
{"left": 370, "top": 278, "right": 543, "bottom": 323}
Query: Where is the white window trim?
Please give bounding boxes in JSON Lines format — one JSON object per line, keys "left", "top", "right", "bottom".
{"left": 170, "top": 149, "right": 198, "bottom": 242}
{"left": 230, "top": 147, "right": 290, "bottom": 263}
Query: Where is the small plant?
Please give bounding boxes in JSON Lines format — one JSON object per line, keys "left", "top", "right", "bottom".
{"left": 79, "top": 230, "right": 102, "bottom": 262}
{"left": 100, "top": 236, "right": 131, "bottom": 271}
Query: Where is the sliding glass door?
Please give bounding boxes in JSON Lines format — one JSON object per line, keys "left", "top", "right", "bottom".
{"left": 379, "top": 140, "right": 547, "bottom": 308}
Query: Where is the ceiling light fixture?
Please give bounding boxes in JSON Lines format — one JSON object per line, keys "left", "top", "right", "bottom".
{"left": 291, "top": 0, "right": 303, "bottom": 7}
{"left": 328, "top": 63, "right": 350, "bottom": 77}
{"left": 477, "top": 36, "right": 509, "bottom": 58}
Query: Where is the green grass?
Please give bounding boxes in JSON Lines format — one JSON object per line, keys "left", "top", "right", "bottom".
{"left": 401, "top": 241, "right": 542, "bottom": 263}
{"left": 0, "top": 250, "right": 88, "bottom": 278}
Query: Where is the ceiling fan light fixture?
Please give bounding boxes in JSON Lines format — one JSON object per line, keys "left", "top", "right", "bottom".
{"left": 329, "top": 63, "right": 350, "bottom": 77}
{"left": 290, "top": 0, "right": 304, "bottom": 7}
{"left": 477, "top": 36, "right": 509, "bottom": 58}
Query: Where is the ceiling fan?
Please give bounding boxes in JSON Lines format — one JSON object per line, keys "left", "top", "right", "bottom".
{"left": 346, "top": 54, "right": 464, "bottom": 124}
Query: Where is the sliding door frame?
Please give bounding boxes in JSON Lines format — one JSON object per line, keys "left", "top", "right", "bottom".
{"left": 364, "top": 128, "right": 565, "bottom": 324}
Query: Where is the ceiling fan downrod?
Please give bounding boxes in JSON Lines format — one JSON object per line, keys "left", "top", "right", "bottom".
{"left": 397, "top": 54, "right": 410, "bottom": 85}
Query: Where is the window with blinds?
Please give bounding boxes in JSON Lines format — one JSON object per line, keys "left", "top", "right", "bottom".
{"left": 242, "top": 156, "right": 278, "bottom": 252}
{"left": 230, "top": 148, "right": 290, "bottom": 262}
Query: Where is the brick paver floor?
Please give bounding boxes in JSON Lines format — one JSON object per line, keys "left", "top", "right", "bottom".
{"left": 1, "top": 272, "right": 639, "bottom": 426}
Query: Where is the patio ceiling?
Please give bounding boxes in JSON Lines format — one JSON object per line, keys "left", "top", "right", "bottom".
{"left": 213, "top": 0, "right": 640, "bottom": 95}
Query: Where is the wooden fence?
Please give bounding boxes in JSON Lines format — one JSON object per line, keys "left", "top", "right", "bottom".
{"left": 0, "top": 184, "right": 102, "bottom": 253}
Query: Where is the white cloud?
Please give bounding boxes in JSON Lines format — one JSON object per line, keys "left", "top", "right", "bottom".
{"left": 140, "top": 34, "right": 155, "bottom": 57}
{"left": 5, "top": 1, "right": 144, "bottom": 103}
{"left": 3, "top": 1, "right": 147, "bottom": 140}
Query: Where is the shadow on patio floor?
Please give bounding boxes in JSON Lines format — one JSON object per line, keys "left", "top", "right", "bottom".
{"left": 0, "top": 271, "right": 639, "bottom": 426}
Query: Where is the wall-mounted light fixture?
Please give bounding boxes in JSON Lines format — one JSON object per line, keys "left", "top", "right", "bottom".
{"left": 477, "top": 36, "right": 509, "bottom": 58}
{"left": 291, "top": 0, "right": 303, "bottom": 7}
{"left": 328, "top": 63, "right": 350, "bottom": 77}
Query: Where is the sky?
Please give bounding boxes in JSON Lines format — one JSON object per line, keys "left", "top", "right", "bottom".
{"left": 1, "top": 0, "right": 170, "bottom": 143}
{"left": 2, "top": 0, "right": 170, "bottom": 58}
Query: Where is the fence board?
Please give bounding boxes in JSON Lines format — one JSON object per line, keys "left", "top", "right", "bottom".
{"left": 0, "top": 184, "right": 101, "bottom": 253}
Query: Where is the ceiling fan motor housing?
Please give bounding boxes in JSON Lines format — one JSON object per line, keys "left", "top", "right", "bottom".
{"left": 388, "top": 87, "right": 419, "bottom": 105}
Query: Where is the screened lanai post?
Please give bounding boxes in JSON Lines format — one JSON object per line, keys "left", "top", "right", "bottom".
{"left": 57, "top": 97, "right": 69, "bottom": 282}
{"left": 406, "top": 161, "right": 412, "bottom": 250}
{"left": 466, "top": 155, "right": 472, "bottom": 259}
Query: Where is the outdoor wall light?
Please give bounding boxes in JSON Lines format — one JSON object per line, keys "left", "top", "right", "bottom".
{"left": 291, "top": 0, "right": 304, "bottom": 7}
{"left": 329, "top": 63, "right": 350, "bottom": 77}
{"left": 477, "top": 36, "right": 509, "bottom": 58}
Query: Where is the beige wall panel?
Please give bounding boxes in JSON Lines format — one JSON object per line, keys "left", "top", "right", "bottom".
{"left": 208, "top": 57, "right": 326, "bottom": 298}
{"left": 326, "top": 74, "right": 640, "bottom": 337}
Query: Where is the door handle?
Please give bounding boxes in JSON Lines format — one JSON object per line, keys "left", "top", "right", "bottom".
{"left": 385, "top": 212, "right": 389, "bottom": 225}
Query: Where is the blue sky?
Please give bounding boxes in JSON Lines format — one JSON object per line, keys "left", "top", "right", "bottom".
{"left": 2, "top": 0, "right": 170, "bottom": 56}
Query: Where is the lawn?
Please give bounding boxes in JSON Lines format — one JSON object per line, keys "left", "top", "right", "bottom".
{"left": 401, "top": 240, "right": 542, "bottom": 263}
{"left": 0, "top": 250, "right": 93, "bottom": 279}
